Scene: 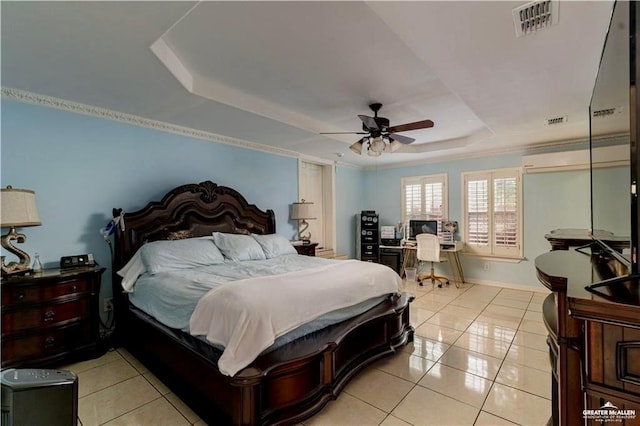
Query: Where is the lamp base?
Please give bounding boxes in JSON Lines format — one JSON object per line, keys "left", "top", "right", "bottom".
{"left": 298, "top": 220, "right": 311, "bottom": 242}
{"left": 1, "top": 227, "right": 32, "bottom": 276}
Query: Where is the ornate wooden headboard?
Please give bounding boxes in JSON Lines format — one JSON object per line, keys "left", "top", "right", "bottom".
{"left": 109, "top": 180, "right": 275, "bottom": 344}
{"left": 111, "top": 180, "right": 276, "bottom": 271}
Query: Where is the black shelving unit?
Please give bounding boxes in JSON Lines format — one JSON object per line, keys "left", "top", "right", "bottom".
{"left": 356, "top": 211, "right": 379, "bottom": 262}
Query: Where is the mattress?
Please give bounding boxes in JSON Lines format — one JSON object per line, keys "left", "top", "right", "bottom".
{"left": 128, "top": 254, "right": 390, "bottom": 353}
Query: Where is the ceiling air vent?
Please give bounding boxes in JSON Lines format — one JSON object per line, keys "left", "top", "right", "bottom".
{"left": 545, "top": 116, "right": 567, "bottom": 126}
{"left": 592, "top": 108, "right": 616, "bottom": 118}
{"left": 513, "top": 0, "right": 559, "bottom": 37}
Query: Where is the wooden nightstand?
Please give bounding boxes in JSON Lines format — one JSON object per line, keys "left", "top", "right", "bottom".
{"left": 1, "top": 266, "right": 105, "bottom": 368}
{"left": 294, "top": 243, "right": 318, "bottom": 256}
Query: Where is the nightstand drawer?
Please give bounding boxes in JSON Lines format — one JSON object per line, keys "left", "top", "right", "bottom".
{"left": 294, "top": 243, "right": 318, "bottom": 256}
{"left": 1, "top": 322, "right": 91, "bottom": 363}
{"left": 2, "top": 278, "right": 88, "bottom": 306}
{"left": 2, "top": 298, "right": 89, "bottom": 334}
{"left": 1, "top": 266, "right": 105, "bottom": 368}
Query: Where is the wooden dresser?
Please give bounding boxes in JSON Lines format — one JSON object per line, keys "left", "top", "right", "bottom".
{"left": 536, "top": 249, "right": 640, "bottom": 425}
{"left": 1, "top": 266, "right": 105, "bottom": 368}
{"left": 544, "top": 228, "right": 630, "bottom": 252}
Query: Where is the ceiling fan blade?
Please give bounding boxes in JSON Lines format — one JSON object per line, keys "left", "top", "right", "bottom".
{"left": 389, "top": 133, "right": 415, "bottom": 144}
{"left": 320, "top": 132, "right": 369, "bottom": 135}
{"left": 358, "top": 114, "right": 379, "bottom": 131}
{"left": 387, "top": 119, "right": 434, "bottom": 133}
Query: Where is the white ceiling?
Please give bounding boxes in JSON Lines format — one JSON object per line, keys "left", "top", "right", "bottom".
{"left": 1, "top": 1, "right": 615, "bottom": 167}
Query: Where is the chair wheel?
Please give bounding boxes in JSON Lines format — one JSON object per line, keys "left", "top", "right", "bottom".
{"left": 418, "top": 280, "right": 423, "bottom": 286}
{"left": 438, "top": 284, "right": 442, "bottom": 288}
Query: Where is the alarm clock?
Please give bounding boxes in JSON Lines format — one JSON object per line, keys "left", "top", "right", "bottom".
{"left": 60, "top": 254, "right": 95, "bottom": 269}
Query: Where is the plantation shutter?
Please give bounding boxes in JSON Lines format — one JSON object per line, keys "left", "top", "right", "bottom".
{"left": 463, "top": 168, "right": 522, "bottom": 258}
{"left": 403, "top": 178, "right": 422, "bottom": 220}
{"left": 465, "top": 174, "right": 490, "bottom": 254}
{"left": 401, "top": 175, "right": 448, "bottom": 235}
{"left": 424, "top": 181, "right": 444, "bottom": 234}
{"left": 493, "top": 171, "right": 520, "bottom": 256}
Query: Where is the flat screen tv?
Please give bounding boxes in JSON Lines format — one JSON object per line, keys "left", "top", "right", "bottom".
{"left": 408, "top": 220, "right": 438, "bottom": 240}
{"left": 589, "top": 0, "right": 640, "bottom": 277}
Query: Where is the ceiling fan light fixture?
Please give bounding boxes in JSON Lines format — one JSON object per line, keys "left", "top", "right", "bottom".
{"left": 370, "top": 136, "right": 385, "bottom": 153}
{"left": 387, "top": 140, "right": 403, "bottom": 152}
{"left": 349, "top": 140, "right": 363, "bottom": 155}
{"left": 334, "top": 104, "right": 433, "bottom": 157}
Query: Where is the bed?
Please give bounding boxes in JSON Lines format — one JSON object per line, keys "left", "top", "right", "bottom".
{"left": 111, "top": 180, "right": 414, "bottom": 425}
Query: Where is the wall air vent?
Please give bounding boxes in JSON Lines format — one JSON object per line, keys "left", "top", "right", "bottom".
{"left": 592, "top": 108, "right": 616, "bottom": 118}
{"left": 513, "top": 0, "right": 559, "bottom": 37}
{"left": 545, "top": 116, "right": 567, "bottom": 126}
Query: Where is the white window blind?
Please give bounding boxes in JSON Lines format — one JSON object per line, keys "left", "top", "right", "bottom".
{"left": 467, "top": 178, "right": 489, "bottom": 247}
{"left": 463, "top": 168, "right": 522, "bottom": 258}
{"left": 401, "top": 174, "right": 448, "bottom": 234}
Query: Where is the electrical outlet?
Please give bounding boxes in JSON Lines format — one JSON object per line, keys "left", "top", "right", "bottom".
{"left": 483, "top": 262, "right": 491, "bottom": 271}
{"left": 103, "top": 298, "right": 113, "bottom": 312}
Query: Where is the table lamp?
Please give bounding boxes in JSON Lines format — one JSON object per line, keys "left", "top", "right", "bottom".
{"left": 291, "top": 199, "right": 316, "bottom": 242}
{"left": 1, "top": 186, "right": 42, "bottom": 275}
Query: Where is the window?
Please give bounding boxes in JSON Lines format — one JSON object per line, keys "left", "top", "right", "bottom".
{"left": 401, "top": 174, "right": 448, "bottom": 234}
{"left": 463, "top": 168, "right": 522, "bottom": 258}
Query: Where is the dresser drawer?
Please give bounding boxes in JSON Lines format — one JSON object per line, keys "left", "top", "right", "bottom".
{"left": 2, "top": 298, "right": 89, "bottom": 334}
{"left": 2, "top": 278, "right": 88, "bottom": 306}
{"left": 586, "top": 321, "right": 640, "bottom": 396}
{"left": 1, "top": 322, "right": 92, "bottom": 365}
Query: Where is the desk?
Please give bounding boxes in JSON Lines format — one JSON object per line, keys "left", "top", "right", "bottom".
{"left": 381, "top": 242, "right": 465, "bottom": 288}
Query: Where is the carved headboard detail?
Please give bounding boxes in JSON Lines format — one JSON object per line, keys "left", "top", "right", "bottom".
{"left": 112, "top": 181, "right": 276, "bottom": 271}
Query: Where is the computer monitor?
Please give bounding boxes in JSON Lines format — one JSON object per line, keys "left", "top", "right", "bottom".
{"left": 408, "top": 220, "right": 438, "bottom": 239}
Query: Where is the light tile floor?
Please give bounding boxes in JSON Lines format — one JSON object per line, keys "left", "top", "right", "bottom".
{"left": 63, "top": 281, "right": 552, "bottom": 425}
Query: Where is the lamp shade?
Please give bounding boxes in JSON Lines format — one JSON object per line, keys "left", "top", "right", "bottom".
{"left": 349, "top": 140, "right": 363, "bottom": 155}
{"left": 291, "top": 200, "right": 316, "bottom": 220}
{"left": 1, "top": 187, "right": 41, "bottom": 227}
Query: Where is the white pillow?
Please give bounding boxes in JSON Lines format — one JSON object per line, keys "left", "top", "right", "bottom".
{"left": 251, "top": 233, "right": 297, "bottom": 258}
{"left": 212, "top": 232, "right": 266, "bottom": 261}
{"left": 141, "top": 237, "right": 225, "bottom": 274}
{"left": 117, "top": 249, "right": 146, "bottom": 293}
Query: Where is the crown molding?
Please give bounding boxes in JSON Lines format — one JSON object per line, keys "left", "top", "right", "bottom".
{"left": 3, "top": 87, "right": 624, "bottom": 172}
{"left": 1, "top": 87, "right": 305, "bottom": 160}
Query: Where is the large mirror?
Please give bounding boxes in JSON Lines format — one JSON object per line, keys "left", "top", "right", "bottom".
{"left": 590, "top": 1, "right": 631, "bottom": 261}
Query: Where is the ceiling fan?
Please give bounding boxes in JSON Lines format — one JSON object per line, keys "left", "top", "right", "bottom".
{"left": 321, "top": 103, "right": 434, "bottom": 156}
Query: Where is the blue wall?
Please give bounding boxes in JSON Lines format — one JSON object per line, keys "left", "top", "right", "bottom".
{"left": 1, "top": 99, "right": 301, "bottom": 308}
{"left": 3, "top": 97, "right": 620, "bottom": 295}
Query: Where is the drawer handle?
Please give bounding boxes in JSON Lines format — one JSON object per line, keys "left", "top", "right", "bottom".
{"left": 16, "top": 292, "right": 25, "bottom": 301}
{"left": 44, "top": 336, "right": 55, "bottom": 348}
{"left": 43, "top": 310, "right": 56, "bottom": 323}
{"left": 70, "top": 285, "right": 78, "bottom": 292}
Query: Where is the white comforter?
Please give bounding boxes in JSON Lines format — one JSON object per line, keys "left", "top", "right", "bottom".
{"left": 189, "top": 259, "right": 401, "bottom": 376}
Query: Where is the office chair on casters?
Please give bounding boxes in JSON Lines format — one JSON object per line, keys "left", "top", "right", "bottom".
{"left": 416, "top": 233, "right": 449, "bottom": 288}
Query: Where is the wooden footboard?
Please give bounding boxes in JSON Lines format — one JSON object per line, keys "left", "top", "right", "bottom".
{"left": 122, "top": 293, "right": 413, "bottom": 425}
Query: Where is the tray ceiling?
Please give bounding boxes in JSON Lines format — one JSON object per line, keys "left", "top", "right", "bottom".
{"left": 1, "top": 1, "right": 616, "bottom": 167}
